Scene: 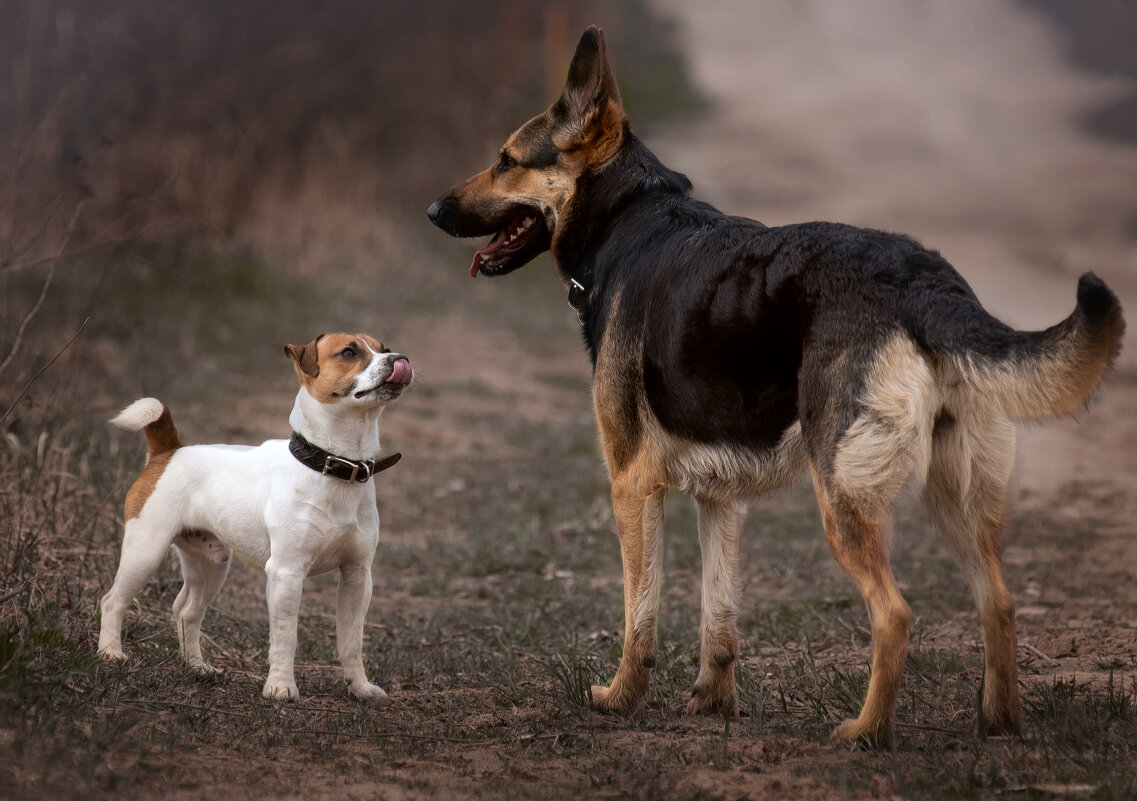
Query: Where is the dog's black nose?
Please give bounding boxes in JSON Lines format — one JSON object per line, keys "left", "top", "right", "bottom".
{"left": 427, "top": 199, "right": 442, "bottom": 224}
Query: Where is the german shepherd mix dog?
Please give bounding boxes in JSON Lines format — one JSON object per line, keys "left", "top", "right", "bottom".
{"left": 428, "top": 27, "right": 1124, "bottom": 745}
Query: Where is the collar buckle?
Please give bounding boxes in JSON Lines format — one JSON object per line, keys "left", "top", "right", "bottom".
{"left": 289, "top": 431, "right": 394, "bottom": 483}
{"left": 322, "top": 454, "right": 373, "bottom": 482}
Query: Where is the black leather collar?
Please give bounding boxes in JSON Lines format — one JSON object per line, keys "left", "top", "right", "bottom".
{"left": 288, "top": 431, "right": 401, "bottom": 483}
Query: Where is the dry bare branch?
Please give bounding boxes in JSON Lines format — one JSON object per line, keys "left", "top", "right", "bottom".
{"left": 0, "top": 200, "right": 85, "bottom": 379}
{"left": 0, "top": 315, "right": 89, "bottom": 427}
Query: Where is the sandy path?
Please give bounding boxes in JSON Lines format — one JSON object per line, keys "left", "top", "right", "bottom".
{"left": 647, "top": 0, "right": 1137, "bottom": 506}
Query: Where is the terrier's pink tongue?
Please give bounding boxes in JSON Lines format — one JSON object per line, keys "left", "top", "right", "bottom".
{"left": 389, "top": 358, "right": 412, "bottom": 384}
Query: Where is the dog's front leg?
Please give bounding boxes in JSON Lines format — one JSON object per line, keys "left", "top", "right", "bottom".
{"left": 687, "top": 497, "right": 744, "bottom": 717}
{"left": 336, "top": 562, "right": 387, "bottom": 700}
{"left": 263, "top": 557, "right": 305, "bottom": 701}
{"left": 590, "top": 472, "right": 666, "bottom": 714}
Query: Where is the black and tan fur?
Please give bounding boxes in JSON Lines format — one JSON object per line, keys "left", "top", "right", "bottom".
{"left": 428, "top": 27, "right": 1125, "bottom": 745}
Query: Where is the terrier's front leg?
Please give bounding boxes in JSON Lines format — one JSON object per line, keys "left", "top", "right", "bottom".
{"left": 337, "top": 562, "right": 387, "bottom": 700}
{"left": 263, "top": 558, "right": 304, "bottom": 701}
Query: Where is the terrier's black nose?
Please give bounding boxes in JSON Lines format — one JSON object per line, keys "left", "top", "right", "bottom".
{"left": 426, "top": 199, "right": 442, "bottom": 224}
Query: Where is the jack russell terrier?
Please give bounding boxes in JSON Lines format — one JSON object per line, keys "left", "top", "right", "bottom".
{"left": 98, "top": 332, "right": 412, "bottom": 701}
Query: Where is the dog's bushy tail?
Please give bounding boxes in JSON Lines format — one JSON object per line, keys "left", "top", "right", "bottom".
{"left": 952, "top": 273, "right": 1125, "bottom": 420}
{"left": 110, "top": 398, "right": 182, "bottom": 461}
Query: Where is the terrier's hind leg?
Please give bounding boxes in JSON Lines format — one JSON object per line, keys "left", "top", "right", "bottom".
{"left": 99, "top": 518, "right": 177, "bottom": 659}
{"left": 172, "top": 530, "right": 232, "bottom": 675}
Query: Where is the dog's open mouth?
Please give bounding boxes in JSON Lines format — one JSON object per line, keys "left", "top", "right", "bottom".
{"left": 470, "top": 212, "right": 551, "bottom": 278}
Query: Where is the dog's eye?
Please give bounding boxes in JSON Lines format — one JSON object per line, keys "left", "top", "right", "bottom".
{"left": 499, "top": 154, "right": 518, "bottom": 172}
{"left": 339, "top": 346, "right": 357, "bottom": 358}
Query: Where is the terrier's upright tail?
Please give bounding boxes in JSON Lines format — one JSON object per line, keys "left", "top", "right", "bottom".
{"left": 110, "top": 398, "right": 182, "bottom": 462}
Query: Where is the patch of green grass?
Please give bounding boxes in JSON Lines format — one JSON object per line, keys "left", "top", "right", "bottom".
{"left": 1025, "top": 674, "right": 1136, "bottom": 750}
{"left": 545, "top": 642, "right": 602, "bottom": 710}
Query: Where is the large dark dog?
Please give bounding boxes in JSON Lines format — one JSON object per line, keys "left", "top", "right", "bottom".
{"left": 428, "top": 26, "right": 1124, "bottom": 745}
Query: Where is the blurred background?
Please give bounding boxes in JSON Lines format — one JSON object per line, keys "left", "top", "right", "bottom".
{"left": 0, "top": 0, "right": 675, "bottom": 426}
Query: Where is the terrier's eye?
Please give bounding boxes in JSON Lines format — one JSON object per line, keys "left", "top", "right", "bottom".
{"left": 339, "top": 346, "right": 357, "bottom": 358}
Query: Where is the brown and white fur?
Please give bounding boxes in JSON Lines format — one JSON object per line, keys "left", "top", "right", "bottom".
{"left": 98, "top": 333, "right": 411, "bottom": 701}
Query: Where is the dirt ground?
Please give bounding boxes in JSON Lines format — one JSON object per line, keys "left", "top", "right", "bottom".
{"left": 4, "top": 1, "right": 1137, "bottom": 799}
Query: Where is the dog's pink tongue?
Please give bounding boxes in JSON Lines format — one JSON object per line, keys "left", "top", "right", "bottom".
{"left": 469, "top": 230, "right": 506, "bottom": 277}
{"left": 389, "top": 358, "right": 412, "bottom": 384}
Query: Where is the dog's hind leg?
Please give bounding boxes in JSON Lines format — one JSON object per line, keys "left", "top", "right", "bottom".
{"left": 590, "top": 469, "right": 667, "bottom": 714}
{"left": 807, "top": 335, "right": 935, "bottom": 746}
{"left": 923, "top": 409, "right": 1022, "bottom": 734}
{"left": 813, "top": 472, "right": 912, "bottom": 747}
{"left": 171, "top": 530, "right": 231, "bottom": 676}
{"left": 99, "top": 518, "right": 177, "bottom": 659}
{"left": 687, "top": 497, "right": 744, "bottom": 717}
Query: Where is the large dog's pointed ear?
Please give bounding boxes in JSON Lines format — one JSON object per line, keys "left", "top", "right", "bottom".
{"left": 552, "top": 26, "right": 625, "bottom": 148}
{"left": 284, "top": 333, "right": 323, "bottom": 378}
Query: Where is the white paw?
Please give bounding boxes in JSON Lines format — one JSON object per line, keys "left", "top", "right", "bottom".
{"left": 98, "top": 645, "right": 126, "bottom": 661}
{"left": 348, "top": 680, "right": 389, "bottom": 701}
{"left": 186, "top": 658, "right": 224, "bottom": 678}
{"left": 262, "top": 680, "right": 300, "bottom": 701}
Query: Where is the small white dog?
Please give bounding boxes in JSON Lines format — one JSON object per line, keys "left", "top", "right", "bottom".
{"left": 98, "top": 332, "right": 412, "bottom": 701}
